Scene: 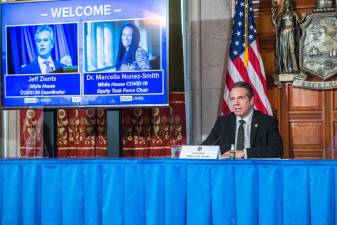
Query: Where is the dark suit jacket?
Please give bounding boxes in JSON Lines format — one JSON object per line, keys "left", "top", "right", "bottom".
{"left": 202, "top": 110, "right": 283, "bottom": 158}
{"left": 20, "top": 59, "right": 65, "bottom": 74}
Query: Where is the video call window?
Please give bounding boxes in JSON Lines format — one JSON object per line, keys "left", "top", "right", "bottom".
{"left": 84, "top": 19, "right": 161, "bottom": 72}
{"left": 7, "top": 23, "right": 78, "bottom": 75}
{"left": 1, "top": 0, "right": 168, "bottom": 108}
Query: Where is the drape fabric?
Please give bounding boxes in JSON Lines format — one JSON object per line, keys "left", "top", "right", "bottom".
{"left": 57, "top": 108, "right": 107, "bottom": 157}
{"left": 19, "top": 109, "right": 43, "bottom": 157}
{"left": 122, "top": 92, "right": 186, "bottom": 157}
{"left": 19, "top": 92, "right": 186, "bottom": 157}
{"left": 0, "top": 159, "right": 335, "bottom": 225}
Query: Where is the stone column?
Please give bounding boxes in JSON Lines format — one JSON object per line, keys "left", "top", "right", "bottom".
{"left": 184, "top": 0, "right": 233, "bottom": 144}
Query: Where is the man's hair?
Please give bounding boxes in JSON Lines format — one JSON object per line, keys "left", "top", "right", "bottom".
{"left": 35, "top": 25, "right": 54, "bottom": 45}
{"left": 232, "top": 81, "right": 254, "bottom": 99}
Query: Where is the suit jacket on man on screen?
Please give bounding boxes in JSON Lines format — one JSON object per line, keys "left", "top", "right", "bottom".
{"left": 202, "top": 110, "right": 283, "bottom": 158}
{"left": 20, "top": 59, "right": 65, "bottom": 74}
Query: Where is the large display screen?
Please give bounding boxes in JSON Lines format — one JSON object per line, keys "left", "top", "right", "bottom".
{"left": 1, "top": 0, "right": 168, "bottom": 108}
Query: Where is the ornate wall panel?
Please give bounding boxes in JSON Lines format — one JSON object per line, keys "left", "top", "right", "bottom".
{"left": 268, "top": 85, "right": 279, "bottom": 112}
{"left": 289, "top": 87, "right": 322, "bottom": 111}
{"left": 333, "top": 91, "right": 337, "bottom": 110}
{"left": 332, "top": 122, "right": 337, "bottom": 158}
{"left": 289, "top": 122, "right": 323, "bottom": 158}
{"left": 255, "top": 12, "right": 274, "bottom": 34}
{"left": 295, "top": 0, "right": 316, "bottom": 9}
{"left": 256, "top": 0, "right": 335, "bottom": 159}
{"left": 260, "top": 51, "right": 275, "bottom": 74}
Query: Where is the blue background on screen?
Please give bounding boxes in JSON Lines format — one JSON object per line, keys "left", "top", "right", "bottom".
{"left": 1, "top": 0, "right": 168, "bottom": 108}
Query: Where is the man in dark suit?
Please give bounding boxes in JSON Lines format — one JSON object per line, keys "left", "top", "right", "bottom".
{"left": 20, "top": 25, "right": 65, "bottom": 74}
{"left": 202, "top": 81, "right": 283, "bottom": 158}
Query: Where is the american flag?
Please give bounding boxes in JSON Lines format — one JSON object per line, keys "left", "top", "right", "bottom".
{"left": 222, "top": 0, "right": 272, "bottom": 115}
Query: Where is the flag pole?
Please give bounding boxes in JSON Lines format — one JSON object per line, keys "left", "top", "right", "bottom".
{"left": 244, "top": 0, "right": 249, "bottom": 67}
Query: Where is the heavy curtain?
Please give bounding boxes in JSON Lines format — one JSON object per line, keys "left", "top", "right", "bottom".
{"left": 19, "top": 92, "right": 186, "bottom": 158}
{"left": 57, "top": 109, "right": 107, "bottom": 157}
{"left": 19, "top": 109, "right": 43, "bottom": 157}
{"left": 122, "top": 92, "right": 186, "bottom": 157}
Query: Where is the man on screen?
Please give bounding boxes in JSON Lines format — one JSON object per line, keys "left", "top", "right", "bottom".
{"left": 20, "top": 25, "right": 65, "bottom": 74}
{"left": 202, "top": 81, "right": 283, "bottom": 158}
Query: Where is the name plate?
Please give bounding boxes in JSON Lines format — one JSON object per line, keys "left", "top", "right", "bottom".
{"left": 179, "top": 145, "right": 220, "bottom": 159}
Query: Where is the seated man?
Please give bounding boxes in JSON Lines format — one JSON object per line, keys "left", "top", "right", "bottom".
{"left": 20, "top": 25, "right": 65, "bottom": 74}
{"left": 202, "top": 81, "right": 283, "bottom": 158}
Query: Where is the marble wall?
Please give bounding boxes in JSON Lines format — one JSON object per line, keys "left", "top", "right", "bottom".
{"left": 2, "top": 110, "right": 21, "bottom": 157}
{"left": 186, "top": 0, "right": 232, "bottom": 144}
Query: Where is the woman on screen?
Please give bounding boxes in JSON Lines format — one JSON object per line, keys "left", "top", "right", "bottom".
{"left": 115, "top": 23, "right": 151, "bottom": 71}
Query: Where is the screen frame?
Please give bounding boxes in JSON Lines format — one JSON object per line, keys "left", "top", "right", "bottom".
{"left": 1, "top": 0, "right": 170, "bottom": 109}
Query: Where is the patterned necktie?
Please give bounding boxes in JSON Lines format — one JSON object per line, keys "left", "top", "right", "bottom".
{"left": 44, "top": 60, "right": 52, "bottom": 73}
{"left": 236, "top": 120, "right": 245, "bottom": 150}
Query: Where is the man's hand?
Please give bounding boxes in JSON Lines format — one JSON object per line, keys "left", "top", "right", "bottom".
{"left": 60, "top": 55, "right": 72, "bottom": 66}
{"left": 235, "top": 150, "right": 245, "bottom": 158}
{"left": 222, "top": 150, "right": 246, "bottom": 159}
{"left": 222, "top": 151, "right": 231, "bottom": 158}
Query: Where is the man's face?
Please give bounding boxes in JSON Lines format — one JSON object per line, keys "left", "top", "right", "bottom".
{"left": 122, "top": 26, "right": 133, "bottom": 50}
{"left": 36, "top": 31, "right": 53, "bottom": 59}
{"left": 230, "top": 87, "right": 254, "bottom": 118}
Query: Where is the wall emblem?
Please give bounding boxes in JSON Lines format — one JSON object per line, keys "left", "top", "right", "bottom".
{"left": 273, "top": 0, "right": 337, "bottom": 89}
{"left": 292, "top": 8, "right": 337, "bottom": 89}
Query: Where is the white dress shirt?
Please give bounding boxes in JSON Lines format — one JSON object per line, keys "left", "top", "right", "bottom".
{"left": 38, "top": 56, "right": 55, "bottom": 74}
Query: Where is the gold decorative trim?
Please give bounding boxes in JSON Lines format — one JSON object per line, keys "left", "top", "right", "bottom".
{"left": 123, "top": 146, "right": 171, "bottom": 150}
{"left": 170, "top": 101, "right": 185, "bottom": 104}
{"left": 58, "top": 147, "right": 107, "bottom": 150}
{"left": 19, "top": 147, "right": 43, "bottom": 150}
